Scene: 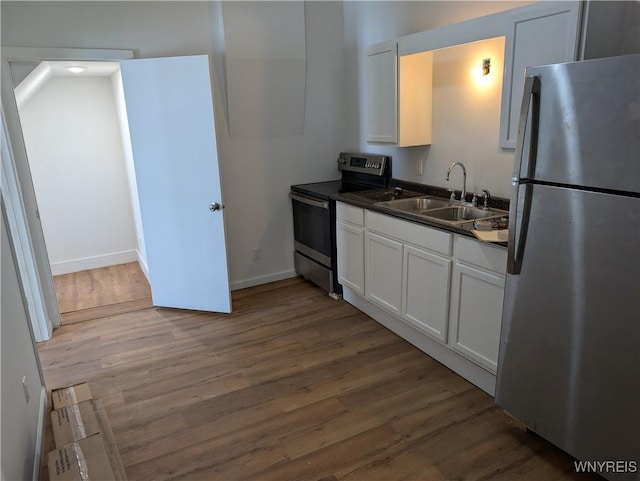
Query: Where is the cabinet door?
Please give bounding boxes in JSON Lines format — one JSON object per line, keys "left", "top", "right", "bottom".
{"left": 499, "top": 2, "right": 582, "bottom": 148}
{"left": 402, "top": 245, "right": 451, "bottom": 342}
{"left": 365, "top": 231, "right": 403, "bottom": 315}
{"left": 398, "top": 51, "right": 433, "bottom": 147}
{"left": 336, "top": 221, "right": 365, "bottom": 295}
{"left": 449, "top": 262, "right": 505, "bottom": 373}
{"left": 366, "top": 41, "right": 398, "bottom": 143}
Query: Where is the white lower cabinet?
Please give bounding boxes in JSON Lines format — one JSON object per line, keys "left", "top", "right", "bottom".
{"left": 336, "top": 202, "right": 365, "bottom": 295}
{"left": 364, "top": 210, "right": 453, "bottom": 342}
{"left": 402, "top": 245, "right": 451, "bottom": 342}
{"left": 336, "top": 205, "right": 507, "bottom": 392}
{"left": 449, "top": 262, "right": 505, "bottom": 373}
{"left": 448, "top": 236, "right": 507, "bottom": 373}
{"left": 365, "top": 231, "right": 403, "bottom": 315}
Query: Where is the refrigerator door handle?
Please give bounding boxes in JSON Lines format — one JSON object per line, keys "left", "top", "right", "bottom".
{"left": 508, "top": 183, "right": 533, "bottom": 275}
{"left": 513, "top": 75, "right": 541, "bottom": 181}
{"left": 508, "top": 76, "right": 539, "bottom": 275}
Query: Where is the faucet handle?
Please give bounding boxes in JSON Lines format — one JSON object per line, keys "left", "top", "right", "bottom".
{"left": 481, "top": 189, "right": 491, "bottom": 209}
{"left": 448, "top": 189, "right": 456, "bottom": 201}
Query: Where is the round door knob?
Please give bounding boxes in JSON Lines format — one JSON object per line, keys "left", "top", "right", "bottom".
{"left": 209, "top": 202, "right": 224, "bottom": 212}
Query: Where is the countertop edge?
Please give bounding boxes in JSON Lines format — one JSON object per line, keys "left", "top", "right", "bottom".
{"left": 332, "top": 190, "right": 509, "bottom": 250}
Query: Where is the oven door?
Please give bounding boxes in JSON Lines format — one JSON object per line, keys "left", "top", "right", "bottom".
{"left": 290, "top": 192, "right": 332, "bottom": 266}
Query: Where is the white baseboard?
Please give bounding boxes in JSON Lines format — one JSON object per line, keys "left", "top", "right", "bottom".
{"left": 230, "top": 269, "right": 297, "bottom": 291}
{"left": 50, "top": 250, "right": 138, "bottom": 275}
{"left": 33, "top": 385, "right": 47, "bottom": 481}
{"left": 136, "top": 250, "right": 149, "bottom": 282}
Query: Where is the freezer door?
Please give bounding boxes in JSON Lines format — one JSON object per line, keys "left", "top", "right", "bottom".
{"left": 519, "top": 54, "right": 640, "bottom": 193}
{"left": 497, "top": 184, "right": 640, "bottom": 477}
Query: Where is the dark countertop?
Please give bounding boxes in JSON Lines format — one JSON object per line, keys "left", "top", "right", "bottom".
{"left": 331, "top": 180, "right": 509, "bottom": 249}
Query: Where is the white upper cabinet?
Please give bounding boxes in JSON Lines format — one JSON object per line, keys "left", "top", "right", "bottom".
{"left": 499, "top": 2, "right": 582, "bottom": 148}
{"left": 367, "top": 41, "right": 398, "bottom": 143}
{"left": 398, "top": 51, "right": 433, "bottom": 147}
{"left": 366, "top": 41, "right": 433, "bottom": 146}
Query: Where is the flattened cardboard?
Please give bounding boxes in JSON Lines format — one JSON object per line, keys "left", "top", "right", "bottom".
{"left": 51, "top": 400, "right": 102, "bottom": 448}
{"left": 52, "top": 383, "right": 93, "bottom": 410}
{"left": 471, "top": 229, "right": 509, "bottom": 243}
{"left": 92, "top": 401, "right": 128, "bottom": 481}
{"left": 48, "top": 434, "right": 115, "bottom": 481}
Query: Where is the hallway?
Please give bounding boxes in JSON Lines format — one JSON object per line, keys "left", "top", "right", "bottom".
{"left": 53, "top": 262, "right": 152, "bottom": 324}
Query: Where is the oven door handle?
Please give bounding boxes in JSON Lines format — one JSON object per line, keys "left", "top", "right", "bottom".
{"left": 289, "top": 192, "right": 329, "bottom": 210}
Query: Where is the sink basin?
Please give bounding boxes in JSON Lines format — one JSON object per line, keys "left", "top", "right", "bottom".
{"left": 377, "top": 194, "right": 507, "bottom": 227}
{"left": 422, "top": 206, "right": 500, "bottom": 222}
{"left": 378, "top": 196, "right": 450, "bottom": 212}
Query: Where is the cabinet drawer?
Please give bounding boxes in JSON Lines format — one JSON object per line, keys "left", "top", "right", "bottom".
{"left": 366, "top": 211, "right": 452, "bottom": 256}
{"left": 455, "top": 235, "right": 507, "bottom": 274}
{"left": 336, "top": 202, "right": 364, "bottom": 226}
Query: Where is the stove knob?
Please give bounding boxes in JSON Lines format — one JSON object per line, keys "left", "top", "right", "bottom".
{"left": 337, "top": 157, "right": 347, "bottom": 164}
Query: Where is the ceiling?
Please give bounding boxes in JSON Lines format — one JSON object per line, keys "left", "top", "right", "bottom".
{"left": 14, "top": 61, "right": 120, "bottom": 109}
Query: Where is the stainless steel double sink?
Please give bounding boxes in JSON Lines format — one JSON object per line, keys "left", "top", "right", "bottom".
{"left": 376, "top": 195, "right": 507, "bottom": 228}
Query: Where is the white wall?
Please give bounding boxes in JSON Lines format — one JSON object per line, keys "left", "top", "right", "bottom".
{"left": 427, "top": 37, "right": 510, "bottom": 197}
{"left": 1, "top": 1, "right": 347, "bottom": 289}
{"left": 1, "top": 205, "right": 47, "bottom": 481}
{"left": 111, "top": 70, "right": 147, "bottom": 277}
{"left": 17, "top": 75, "right": 138, "bottom": 274}
{"left": 343, "top": 1, "right": 533, "bottom": 199}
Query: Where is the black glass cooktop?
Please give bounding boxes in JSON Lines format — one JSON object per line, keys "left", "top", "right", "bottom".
{"left": 290, "top": 180, "right": 373, "bottom": 201}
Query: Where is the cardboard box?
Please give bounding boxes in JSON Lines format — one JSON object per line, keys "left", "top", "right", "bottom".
{"left": 50, "top": 399, "right": 128, "bottom": 479}
{"left": 52, "top": 383, "right": 93, "bottom": 410}
{"left": 48, "top": 434, "right": 115, "bottom": 481}
{"left": 51, "top": 400, "right": 102, "bottom": 448}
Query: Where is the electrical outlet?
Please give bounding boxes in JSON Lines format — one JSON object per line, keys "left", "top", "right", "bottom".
{"left": 252, "top": 247, "right": 262, "bottom": 260}
{"left": 22, "top": 376, "right": 30, "bottom": 404}
{"left": 416, "top": 159, "right": 424, "bottom": 176}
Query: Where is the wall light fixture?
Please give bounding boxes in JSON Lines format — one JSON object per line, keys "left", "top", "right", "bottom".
{"left": 482, "top": 58, "right": 491, "bottom": 76}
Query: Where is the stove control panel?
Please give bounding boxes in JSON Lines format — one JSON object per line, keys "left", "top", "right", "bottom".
{"left": 337, "top": 152, "right": 389, "bottom": 177}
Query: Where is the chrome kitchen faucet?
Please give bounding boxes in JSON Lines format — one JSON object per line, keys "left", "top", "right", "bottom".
{"left": 445, "top": 162, "right": 467, "bottom": 202}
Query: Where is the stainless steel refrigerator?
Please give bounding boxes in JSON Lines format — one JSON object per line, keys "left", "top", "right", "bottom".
{"left": 496, "top": 54, "right": 640, "bottom": 481}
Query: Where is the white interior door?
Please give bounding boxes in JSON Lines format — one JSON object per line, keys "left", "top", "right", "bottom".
{"left": 120, "top": 55, "right": 231, "bottom": 312}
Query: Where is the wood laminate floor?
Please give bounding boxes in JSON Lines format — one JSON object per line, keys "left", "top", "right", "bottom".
{"left": 38, "top": 277, "right": 598, "bottom": 481}
{"left": 53, "top": 262, "right": 152, "bottom": 324}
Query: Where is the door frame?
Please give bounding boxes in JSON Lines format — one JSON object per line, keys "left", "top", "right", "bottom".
{"left": 1, "top": 47, "right": 134, "bottom": 340}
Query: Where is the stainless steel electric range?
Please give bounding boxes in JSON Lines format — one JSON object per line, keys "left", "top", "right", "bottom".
{"left": 290, "top": 152, "right": 391, "bottom": 298}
